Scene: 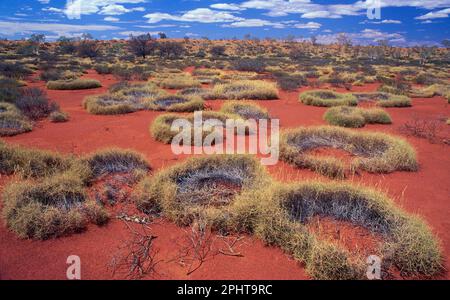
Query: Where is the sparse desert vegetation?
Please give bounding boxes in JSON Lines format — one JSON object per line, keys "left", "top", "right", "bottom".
{"left": 0, "top": 27, "right": 448, "bottom": 282}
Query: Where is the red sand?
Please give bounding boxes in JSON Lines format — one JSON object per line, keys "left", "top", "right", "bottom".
{"left": 0, "top": 71, "right": 449, "bottom": 280}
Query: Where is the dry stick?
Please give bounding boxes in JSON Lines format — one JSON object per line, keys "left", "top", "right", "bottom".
{"left": 110, "top": 220, "right": 160, "bottom": 279}
{"left": 218, "top": 236, "right": 245, "bottom": 257}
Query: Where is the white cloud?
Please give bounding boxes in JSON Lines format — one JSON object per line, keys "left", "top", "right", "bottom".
{"left": 223, "top": 18, "right": 283, "bottom": 28}
{"left": 144, "top": 8, "right": 243, "bottom": 23}
{"left": 294, "top": 22, "right": 322, "bottom": 29}
{"left": 38, "top": 0, "right": 51, "bottom": 4}
{"left": 0, "top": 20, "right": 120, "bottom": 37}
{"left": 416, "top": 8, "right": 450, "bottom": 20}
{"left": 210, "top": 3, "right": 245, "bottom": 11}
{"left": 239, "top": 0, "right": 450, "bottom": 20}
{"left": 64, "top": 0, "right": 146, "bottom": 19}
{"left": 99, "top": 4, "right": 145, "bottom": 15}
{"left": 104, "top": 16, "right": 120, "bottom": 22}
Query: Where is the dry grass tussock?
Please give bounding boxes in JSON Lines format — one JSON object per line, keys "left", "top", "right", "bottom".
{"left": 300, "top": 90, "right": 357, "bottom": 107}
{"left": 324, "top": 106, "right": 391, "bottom": 128}
{"left": 280, "top": 126, "right": 418, "bottom": 179}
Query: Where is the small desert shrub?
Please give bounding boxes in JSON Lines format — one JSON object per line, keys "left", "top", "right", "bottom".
{"left": 47, "top": 79, "right": 102, "bottom": 90}
{"left": 134, "top": 155, "right": 270, "bottom": 229}
{"left": 231, "top": 58, "right": 266, "bottom": 73}
{"left": 14, "top": 88, "right": 58, "bottom": 120}
{"left": 0, "top": 103, "right": 33, "bottom": 136}
{"left": 146, "top": 95, "right": 204, "bottom": 112}
{"left": 324, "top": 107, "right": 391, "bottom": 128}
{"left": 2, "top": 175, "right": 108, "bottom": 239}
{"left": 49, "top": 111, "right": 69, "bottom": 123}
{"left": 275, "top": 73, "right": 307, "bottom": 91}
{"left": 83, "top": 93, "right": 138, "bottom": 115}
{"left": 84, "top": 148, "right": 151, "bottom": 181}
{"left": 94, "top": 63, "right": 113, "bottom": 75}
{"left": 300, "top": 90, "right": 357, "bottom": 107}
{"left": 280, "top": 126, "right": 418, "bottom": 179}
{"left": 156, "top": 74, "right": 201, "bottom": 89}
{"left": 251, "top": 181, "right": 443, "bottom": 279}
{"left": 0, "top": 77, "right": 22, "bottom": 102}
{"left": 0, "top": 142, "right": 77, "bottom": 178}
{"left": 209, "top": 80, "right": 278, "bottom": 100}
{"left": 220, "top": 101, "right": 270, "bottom": 120}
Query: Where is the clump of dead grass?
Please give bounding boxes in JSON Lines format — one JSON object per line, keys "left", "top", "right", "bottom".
{"left": 300, "top": 90, "right": 357, "bottom": 107}
{"left": 2, "top": 174, "right": 108, "bottom": 239}
{"left": 47, "top": 79, "right": 102, "bottom": 90}
{"left": 146, "top": 95, "right": 204, "bottom": 112}
{"left": 84, "top": 148, "right": 151, "bottom": 182}
{"left": 324, "top": 107, "right": 391, "bottom": 128}
{"left": 0, "top": 102, "right": 33, "bottom": 136}
{"left": 134, "top": 155, "right": 269, "bottom": 230}
{"left": 248, "top": 181, "right": 443, "bottom": 279}
{"left": 220, "top": 101, "right": 270, "bottom": 120}
{"left": 280, "top": 126, "right": 418, "bottom": 179}
{"left": 209, "top": 80, "right": 279, "bottom": 100}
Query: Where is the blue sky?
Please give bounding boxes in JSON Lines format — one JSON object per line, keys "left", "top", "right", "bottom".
{"left": 0, "top": 0, "right": 449, "bottom": 46}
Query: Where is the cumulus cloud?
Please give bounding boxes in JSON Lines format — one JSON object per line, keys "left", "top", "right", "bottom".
{"left": 416, "top": 8, "right": 450, "bottom": 20}
{"left": 210, "top": 3, "right": 245, "bottom": 11}
{"left": 64, "top": 0, "right": 146, "bottom": 19}
{"left": 294, "top": 22, "right": 322, "bottom": 29}
{"left": 144, "top": 8, "right": 243, "bottom": 23}
{"left": 0, "top": 20, "right": 120, "bottom": 37}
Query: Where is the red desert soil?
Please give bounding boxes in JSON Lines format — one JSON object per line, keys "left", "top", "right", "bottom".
{"left": 0, "top": 70, "right": 449, "bottom": 280}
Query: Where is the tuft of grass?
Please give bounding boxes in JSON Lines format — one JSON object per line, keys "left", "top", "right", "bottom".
{"left": 352, "top": 92, "right": 412, "bottom": 107}
{"left": 280, "top": 126, "right": 418, "bottom": 179}
{"left": 220, "top": 101, "right": 270, "bottom": 120}
{"left": 146, "top": 95, "right": 204, "bottom": 112}
{"left": 408, "top": 84, "right": 450, "bottom": 99}
{"left": 155, "top": 74, "right": 201, "bottom": 89}
{"left": 324, "top": 107, "right": 391, "bottom": 128}
{"left": 49, "top": 111, "right": 69, "bottom": 123}
{"left": 177, "top": 87, "right": 211, "bottom": 99}
{"left": 250, "top": 181, "right": 443, "bottom": 279}
{"left": 83, "top": 93, "right": 138, "bottom": 115}
{"left": 209, "top": 80, "right": 279, "bottom": 100}
{"left": 0, "top": 102, "right": 33, "bottom": 136}
{"left": 0, "top": 142, "right": 76, "bottom": 178}
{"left": 134, "top": 155, "right": 270, "bottom": 229}
{"left": 150, "top": 111, "right": 244, "bottom": 144}
{"left": 84, "top": 148, "right": 151, "bottom": 181}
{"left": 47, "top": 79, "right": 102, "bottom": 90}
{"left": 192, "top": 68, "right": 222, "bottom": 76}
{"left": 2, "top": 174, "right": 108, "bottom": 240}
{"left": 115, "top": 84, "right": 167, "bottom": 102}
{"left": 300, "top": 90, "right": 357, "bottom": 107}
